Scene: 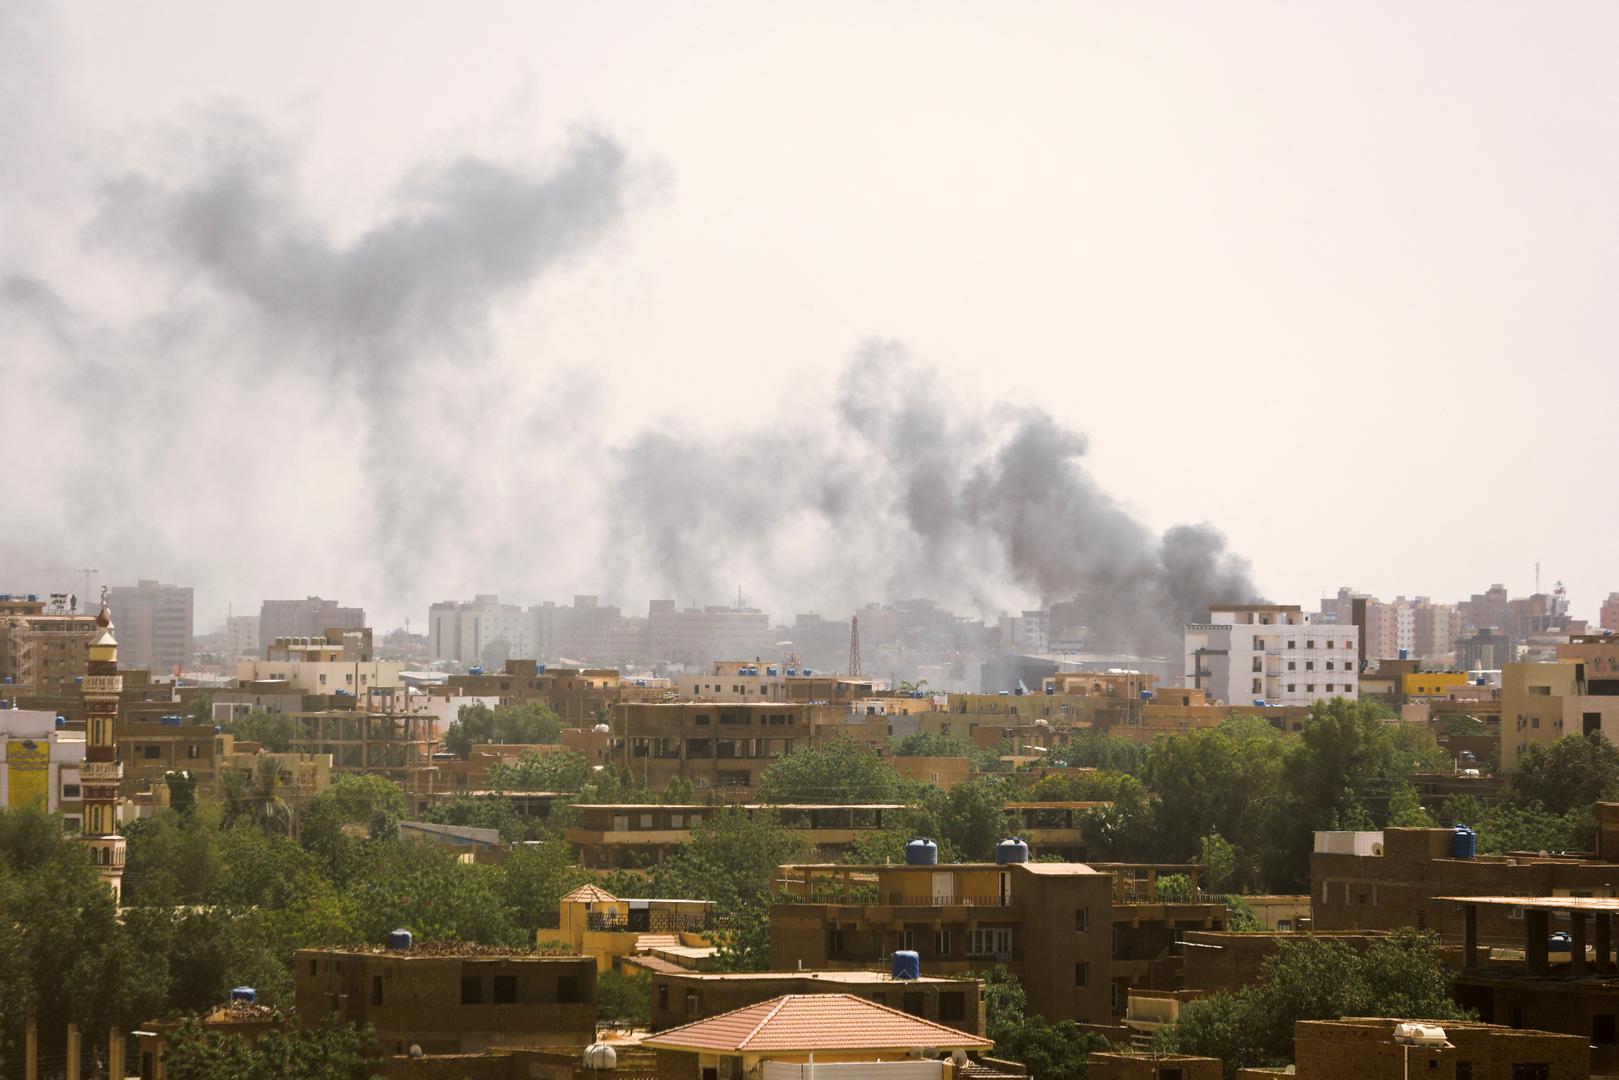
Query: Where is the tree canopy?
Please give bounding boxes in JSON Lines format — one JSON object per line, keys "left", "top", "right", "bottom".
{"left": 755, "top": 735, "right": 912, "bottom": 803}
{"left": 445, "top": 702, "right": 565, "bottom": 759}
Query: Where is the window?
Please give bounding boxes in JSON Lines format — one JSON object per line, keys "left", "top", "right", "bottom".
{"left": 142, "top": 745, "right": 160, "bottom": 760}
{"left": 187, "top": 744, "right": 199, "bottom": 759}
{"left": 686, "top": 988, "right": 699, "bottom": 1015}
{"left": 1511, "top": 1066, "right": 1549, "bottom": 1080}
{"left": 657, "top": 984, "right": 669, "bottom": 1010}
{"left": 1074, "top": 962, "right": 1089, "bottom": 987}
{"left": 1456, "top": 1065, "right": 1472, "bottom": 1080}
{"left": 493, "top": 975, "right": 517, "bottom": 1004}
{"left": 828, "top": 928, "right": 845, "bottom": 955}
{"left": 935, "top": 929, "right": 951, "bottom": 957}
{"left": 1307, "top": 684, "right": 1316, "bottom": 693}
{"left": 903, "top": 991, "right": 924, "bottom": 1016}
{"left": 894, "top": 930, "right": 915, "bottom": 952}
{"left": 1075, "top": 908, "right": 1088, "bottom": 932}
{"left": 557, "top": 975, "right": 583, "bottom": 1003}
{"left": 1305, "top": 661, "right": 1315, "bottom": 671}
{"left": 310, "top": 959, "right": 318, "bottom": 976}
{"left": 1594, "top": 1014, "right": 1616, "bottom": 1045}
{"left": 1288, "top": 684, "right": 1296, "bottom": 693}
{"left": 62, "top": 784, "right": 80, "bottom": 798}
{"left": 461, "top": 976, "right": 482, "bottom": 1005}
{"left": 939, "top": 991, "right": 966, "bottom": 1022}
{"left": 371, "top": 975, "right": 383, "bottom": 1006}
{"left": 1287, "top": 661, "right": 1296, "bottom": 671}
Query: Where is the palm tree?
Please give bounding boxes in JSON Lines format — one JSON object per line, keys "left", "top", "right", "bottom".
{"left": 223, "top": 757, "right": 293, "bottom": 836}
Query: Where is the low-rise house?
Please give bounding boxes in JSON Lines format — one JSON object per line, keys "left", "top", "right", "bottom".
{"left": 556, "top": 885, "right": 716, "bottom": 972}
{"left": 640, "top": 993, "right": 993, "bottom": 1079}
{"left": 294, "top": 943, "right": 596, "bottom": 1055}
{"left": 646, "top": 969, "right": 986, "bottom": 1036}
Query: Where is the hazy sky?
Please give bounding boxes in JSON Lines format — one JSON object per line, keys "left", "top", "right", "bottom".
{"left": 4, "top": 2, "right": 1616, "bottom": 632}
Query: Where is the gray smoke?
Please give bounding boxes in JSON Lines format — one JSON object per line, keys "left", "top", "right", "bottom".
{"left": 2, "top": 81, "right": 637, "bottom": 608}
{"left": 608, "top": 340, "right": 1261, "bottom": 658}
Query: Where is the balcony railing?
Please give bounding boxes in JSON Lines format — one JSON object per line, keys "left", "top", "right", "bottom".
{"left": 885, "top": 894, "right": 1016, "bottom": 908}
{"left": 586, "top": 910, "right": 715, "bottom": 934}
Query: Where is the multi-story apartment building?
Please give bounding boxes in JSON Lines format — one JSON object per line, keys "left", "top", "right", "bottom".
{"left": 0, "top": 706, "right": 85, "bottom": 827}
{"left": 428, "top": 595, "right": 536, "bottom": 668}
{"left": 564, "top": 802, "right": 910, "bottom": 868}
{"left": 647, "top": 600, "right": 772, "bottom": 666}
{"left": 258, "top": 597, "right": 365, "bottom": 651}
{"left": 117, "top": 718, "right": 220, "bottom": 798}
{"left": 1184, "top": 605, "right": 1359, "bottom": 707}
{"left": 105, "top": 580, "right": 193, "bottom": 672}
{"left": 1311, "top": 814, "right": 1619, "bottom": 945}
{"left": 0, "top": 595, "right": 98, "bottom": 700}
{"left": 1501, "top": 636, "right": 1619, "bottom": 771}
{"left": 607, "top": 701, "right": 888, "bottom": 793}
{"left": 1603, "top": 593, "right": 1619, "bottom": 633}
{"left": 770, "top": 857, "right": 1226, "bottom": 1026}
{"left": 223, "top": 614, "right": 260, "bottom": 659}
{"left": 671, "top": 660, "right": 869, "bottom": 703}
{"left": 232, "top": 655, "right": 403, "bottom": 696}
{"left": 264, "top": 627, "right": 372, "bottom": 662}
{"left": 294, "top": 946, "right": 595, "bottom": 1056}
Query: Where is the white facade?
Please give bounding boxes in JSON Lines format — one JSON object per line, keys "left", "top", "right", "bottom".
{"left": 430, "top": 595, "right": 539, "bottom": 668}
{"left": 1184, "top": 605, "right": 1359, "bottom": 706}
{"left": 233, "top": 658, "right": 404, "bottom": 695}
{"left": 0, "top": 708, "right": 86, "bottom": 825}
{"left": 224, "top": 614, "right": 261, "bottom": 659}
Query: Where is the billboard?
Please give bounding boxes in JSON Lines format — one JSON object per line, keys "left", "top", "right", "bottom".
{"left": 7, "top": 740, "right": 50, "bottom": 809}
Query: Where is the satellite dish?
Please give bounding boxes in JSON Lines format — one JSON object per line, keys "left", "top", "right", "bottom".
{"left": 409, "top": 1045, "right": 423, "bottom": 1059}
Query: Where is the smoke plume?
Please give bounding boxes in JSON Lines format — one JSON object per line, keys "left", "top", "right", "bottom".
{"left": 607, "top": 341, "right": 1260, "bottom": 658}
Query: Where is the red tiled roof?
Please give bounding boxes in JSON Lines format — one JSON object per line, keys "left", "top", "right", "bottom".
{"left": 641, "top": 993, "right": 993, "bottom": 1053}
{"left": 560, "top": 884, "right": 618, "bottom": 903}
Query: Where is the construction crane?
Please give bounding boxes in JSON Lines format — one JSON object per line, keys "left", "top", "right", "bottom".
{"left": 40, "top": 568, "right": 98, "bottom": 612}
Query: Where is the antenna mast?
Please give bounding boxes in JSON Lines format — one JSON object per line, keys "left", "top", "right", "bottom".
{"left": 848, "top": 616, "right": 862, "bottom": 677}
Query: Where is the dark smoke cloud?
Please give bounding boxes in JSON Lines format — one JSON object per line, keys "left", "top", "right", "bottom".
{"left": 608, "top": 340, "right": 1261, "bottom": 658}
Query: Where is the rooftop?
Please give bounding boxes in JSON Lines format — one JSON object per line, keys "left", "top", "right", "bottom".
{"left": 1437, "top": 895, "right": 1619, "bottom": 913}
{"left": 641, "top": 993, "right": 993, "bottom": 1054}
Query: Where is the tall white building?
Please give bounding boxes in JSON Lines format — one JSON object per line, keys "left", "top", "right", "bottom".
{"left": 1184, "top": 604, "right": 1359, "bottom": 707}
{"left": 429, "top": 595, "right": 537, "bottom": 668}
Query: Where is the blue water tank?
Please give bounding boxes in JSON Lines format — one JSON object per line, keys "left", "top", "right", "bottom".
{"left": 1399, "top": 648, "right": 1410, "bottom": 660}
{"left": 1139, "top": 690, "right": 1154, "bottom": 700}
{"left": 214, "top": 725, "right": 222, "bottom": 734}
{"left": 1045, "top": 685, "right": 1055, "bottom": 695}
{"left": 1549, "top": 932, "right": 1572, "bottom": 955}
{"left": 996, "top": 838, "right": 1030, "bottom": 864}
{"left": 55, "top": 715, "right": 66, "bottom": 729}
{"left": 469, "top": 666, "right": 485, "bottom": 676}
{"left": 1459, "top": 750, "right": 1476, "bottom": 763}
{"left": 1451, "top": 825, "right": 1477, "bottom": 859}
{"left": 904, "top": 838, "right": 939, "bottom": 866}
{"left": 387, "top": 928, "right": 414, "bottom": 951}
{"left": 160, "top": 715, "right": 182, "bottom": 726}
{"left": 803, "top": 668, "right": 813, "bottom": 675}
{"left": 230, "top": 986, "right": 257, "bottom": 1003}
{"left": 787, "top": 668, "right": 798, "bottom": 676}
{"left": 537, "top": 664, "right": 546, "bottom": 673}
{"left": 26, "top": 594, "right": 36, "bottom": 602}
{"left": 766, "top": 667, "right": 778, "bottom": 676}
{"left": 1, "top": 676, "right": 11, "bottom": 685}
{"left": 1253, "top": 698, "right": 1267, "bottom": 707}
{"left": 892, "top": 951, "right": 921, "bottom": 980}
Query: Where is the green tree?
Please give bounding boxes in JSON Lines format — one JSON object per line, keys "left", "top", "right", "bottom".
{"left": 1508, "top": 733, "right": 1619, "bottom": 815}
{"left": 445, "top": 701, "right": 564, "bottom": 759}
{"left": 122, "top": 804, "right": 224, "bottom": 905}
{"left": 597, "top": 969, "right": 652, "bottom": 1026}
{"left": 486, "top": 750, "right": 594, "bottom": 793}
{"left": 652, "top": 807, "right": 815, "bottom": 911}
{"left": 1048, "top": 730, "right": 1151, "bottom": 775}
{"left": 222, "top": 758, "right": 294, "bottom": 836}
{"left": 1158, "top": 929, "right": 1471, "bottom": 1078}
{"left": 756, "top": 735, "right": 911, "bottom": 803}
{"left": 1385, "top": 783, "right": 1436, "bottom": 827}
{"left": 495, "top": 840, "right": 594, "bottom": 935}
{"left": 1145, "top": 716, "right": 1286, "bottom": 886}
{"left": 184, "top": 692, "right": 214, "bottom": 726}
{"left": 162, "top": 1014, "right": 381, "bottom": 1080}
{"left": 909, "top": 778, "right": 1015, "bottom": 862}
{"left": 225, "top": 708, "right": 294, "bottom": 752}
{"left": 345, "top": 843, "right": 522, "bottom": 946}
{"left": 712, "top": 892, "right": 775, "bottom": 971}
{"left": 299, "top": 773, "right": 407, "bottom": 853}
{"left": 165, "top": 769, "right": 199, "bottom": 815}
{"left": 979, "top": 966, "right": 1109, "bottom": 1079}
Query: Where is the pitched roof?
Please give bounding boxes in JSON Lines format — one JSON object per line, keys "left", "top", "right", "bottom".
{"left": 560, "top": 884, "right": 618, "bottom": 903}
{"left": 641, "top": 993, "right": 993, "bottom": 1054}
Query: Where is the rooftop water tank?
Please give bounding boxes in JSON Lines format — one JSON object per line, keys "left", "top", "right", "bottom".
{"left": 803, "top": 668, "right": 813, "bottom": 675}
{"left": 1399, "top": 648, "right": 1410, "bottom": 660}
{"left": 592, "top": 723, "right": 611, "bottom": 734}
{"left": 583, "top": 1043, "right": 618, "bottom": 1070}
{"left": 469, "top": 666, "right": 484, "bottom": 676}
{"left": 230, "top": 986, "right": 257, "bottom": 1003}
{"left": 766, "top": 667, "right": 778, "bottom": 676}
{"left": 1045, "top": 685, "right": 1055, "bottom": 695}
{"left": 892, "top": 950, "right": 921, "bottom": 980}
{"left": 537, "top": 664, "right": 546, "bottom": 673}
{"left": 1253, "top": 698, "right": 1267, "bottom": 707}
{"left": 904, "top": 838, "right": 939, "bottom": 866}
{"left": 996, "top": 838, "right": 1030, "bottom": 864}
{"left": 1451, "top": 825, "right": 1477, "bottom": 859}
{"left": 1549, "top": 931, "right": 1573, "bottom": 955}
{"left": 387, "top": 928, "right": 414, "bottom": 951}
{"left": 55, "top": 716, "right": 66, "bottom": 729}
{"left": 1, "top": 676, "right": 10, "bottom": 685}
{"left": 1139, "top": 690, "right": 1154, "bottom": 700}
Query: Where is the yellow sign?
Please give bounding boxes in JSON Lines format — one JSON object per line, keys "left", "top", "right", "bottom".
{"left": 7, "top": 740, "right": 49, "bottom": 809}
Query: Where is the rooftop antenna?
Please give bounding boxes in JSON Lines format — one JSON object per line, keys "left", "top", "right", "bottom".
{"left": 1535, "top": 562, "right": 1541, "bottom": 594}
{"left": 848, "top": 616, "right": 862, "bottom": 677}
{"left": 41, "top": 568, "right": 98, "bottom": 606}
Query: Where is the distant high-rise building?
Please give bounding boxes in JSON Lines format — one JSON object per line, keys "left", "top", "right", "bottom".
{"left": 1185, "top": 603, "right": 1359, "bottom": 706}
{"left": 224, "top": 614, "right": 260, "bottom": 658}
{"left": 105, "top": 579, "right": 193, "bottom": 671}
{"left": 429, "top": 595, "right": 535, "bottom": 668}
{"left": 0, "top": 594, "right": 98, "bottom": 697}
{"left": 1602, "top": 593, "right": 1619, "bottom": 633}
{"left": 646, "top": 600, "right": 772, "bottom": 666}
{"left": 1456, "top": 627, "right": 1514, "bottom": 672}
{"left": 258, "top": 597, "right": 365, "bottom": 654}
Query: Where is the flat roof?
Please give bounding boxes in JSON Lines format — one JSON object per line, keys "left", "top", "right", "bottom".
{"left": 647, "top": 970, "right": 975, "bottom": 984}
{"left": 571, "top": 803, "right": 910, "bottom": 811}
{"left": 1438, "top": 896, "right": 1619, "bottom": 913}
